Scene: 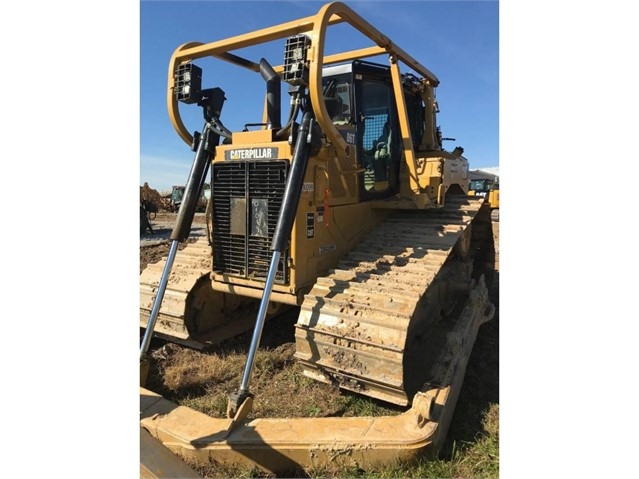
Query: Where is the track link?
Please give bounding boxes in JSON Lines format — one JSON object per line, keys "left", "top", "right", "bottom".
{"left": 140, "top": 238, "right": 281, "bottom": 348}
{"left": 139, "top": 238, "right": 212, "bottom": 343}
{"left": 294, "top": 196, "right": 487, "bottom": 406}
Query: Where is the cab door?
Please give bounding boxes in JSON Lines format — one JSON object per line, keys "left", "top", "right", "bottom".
{"left": 353, "top": 64, "right": 401, "bottom": 199}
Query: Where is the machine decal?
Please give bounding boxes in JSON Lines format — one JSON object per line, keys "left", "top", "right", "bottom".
{"left": 225, "top": 147, "right": 279, "bottom": 160}
{"left": 302, "top": 182, "right": 314, "bottom": 192}
{"left": 306, "top": 213, "right": 315, "bottom": 238}
{"left": 319, "top": 243, "right": 336, "bottom": 255}
{"left": 338, "top": 130, "right": 356, "bottom": 144}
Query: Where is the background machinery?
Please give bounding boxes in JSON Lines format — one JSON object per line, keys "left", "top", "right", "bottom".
{"left": 140, "top": 2, "right": 495, "bottom": 473}
{"left": 166, "top": 185, "right": 185, "bottom": 212}
{"left": 165, "top": 184, "right": 210, "bottom": 212}
{"left": 468, "top": 169, "right": 499, "bottom": 209}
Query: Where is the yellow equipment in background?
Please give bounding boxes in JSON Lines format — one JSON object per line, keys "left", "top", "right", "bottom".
{"left": 468, "top": 171, "right": 499, "bottom": 209}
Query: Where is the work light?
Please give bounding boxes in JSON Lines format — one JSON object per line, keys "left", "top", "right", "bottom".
{"left": 174, "top": 62, "right": 203, "bottom": 104}
{"left": 283, "top": 34, "right": 311, "bottom": 85}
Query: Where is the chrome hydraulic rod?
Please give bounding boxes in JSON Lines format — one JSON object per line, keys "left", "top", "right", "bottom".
{"left": 139, "top": 241, "right": 180, "bottom": 358}
{"left": 228, "top": 110, "right": 315, "bottom": 417}
{"left": 140, "top": 121, "right": 219, "bottom": 359}
{"left": 238, "top": 251, "right": 281, "bottom": 391}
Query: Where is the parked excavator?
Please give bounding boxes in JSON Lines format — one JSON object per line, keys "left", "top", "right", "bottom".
{"left": 140, "top": 2, "right": 495, "bottom": 474}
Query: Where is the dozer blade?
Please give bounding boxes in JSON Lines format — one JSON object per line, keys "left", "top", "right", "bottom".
{"left": 140, "top": 426, "right": 202, "bottom": 478}
{"left": 294, "top": 196, "right": 488, "bottom": 405}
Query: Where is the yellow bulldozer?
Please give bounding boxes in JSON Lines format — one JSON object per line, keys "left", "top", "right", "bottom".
{"left": 140, "top": 2, "right": 495, "bottom": 475}
{"left": 468, "top": 170, "right": 500, "bottom": 209}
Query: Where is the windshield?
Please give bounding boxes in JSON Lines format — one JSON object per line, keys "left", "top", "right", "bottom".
{"left": 469, "top": 179, "right": 489, "bottom": 192}
{"left": 172, "top": 187, "right": 185, "bottom": 202}
{"left": 322, "top": 75, "right": 352, "bottom": 125}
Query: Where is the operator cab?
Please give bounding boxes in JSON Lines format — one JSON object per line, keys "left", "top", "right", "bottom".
{"left": 469, "top": 178, "right": 496, "bottom": 195}
{"left": 322, "top": 61, "right": 425, "bottom": 200}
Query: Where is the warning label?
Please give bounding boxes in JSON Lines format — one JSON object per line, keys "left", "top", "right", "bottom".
{"left": 306, "top": 213, "right": 314, "bottom": 239}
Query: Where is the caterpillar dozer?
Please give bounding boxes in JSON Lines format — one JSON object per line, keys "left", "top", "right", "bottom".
{"left": 468, "top": 171, "right": 500, "bottom": 209}
{"left": 140, "top": 2, "right": 495, "bottom": 475}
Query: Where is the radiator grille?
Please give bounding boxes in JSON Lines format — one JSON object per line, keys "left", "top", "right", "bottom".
{"left": 212, "top": 160, "right": 289, "bottom": 283}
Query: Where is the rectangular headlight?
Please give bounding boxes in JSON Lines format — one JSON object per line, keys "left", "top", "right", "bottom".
{"left": 174, "top": 63, "right": 202, "bottom": 104}
{"left": 283, "top": 35, "right": 311, "bottom": 85}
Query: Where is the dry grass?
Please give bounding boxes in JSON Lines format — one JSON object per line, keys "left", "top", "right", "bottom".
{"left": 149, "top": 339, "right": 402, "bottom": 420}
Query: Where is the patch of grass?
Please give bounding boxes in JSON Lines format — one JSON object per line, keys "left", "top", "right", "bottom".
{"left": 280, "top": 364, "right": 314, "bottom": 388}
{"left": 185, "top": 455, "right": 275, "bottom": 479}
{"left": 338, "top": 394, "right": 403, "bottom": 417}
{"left": 343, "top": 405, "right": 499, "bottom": 479}
{"left": 303, "top": 463, "right": 365, "bottom": 479}
{"left": 157, "top": 347, "right": 245, "bottom": 393}
{"left": 305, "top": 405, "right": 322, "bottom": 417}
{"left": 181, "top": 393, "right": 228, "bottom": 418}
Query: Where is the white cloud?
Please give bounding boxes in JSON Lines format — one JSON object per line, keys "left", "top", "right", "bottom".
{"left": 477, "top": 166, "right": 499, "bottom": 177}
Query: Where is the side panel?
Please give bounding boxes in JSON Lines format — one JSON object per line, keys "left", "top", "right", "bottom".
{"left": 291, "top": 200, "right": 389, "bottom": 291}
{"left": 441, "top": 157, "right": 469, "bottom": 194}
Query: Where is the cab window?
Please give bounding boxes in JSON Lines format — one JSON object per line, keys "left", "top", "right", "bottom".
{"left": 323, "top": 77, "right": 352, "bottom": 125}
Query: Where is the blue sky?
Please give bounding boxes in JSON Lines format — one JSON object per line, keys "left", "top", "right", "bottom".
{"left": 140, "top": 1, "right": 499, "bottom": 192}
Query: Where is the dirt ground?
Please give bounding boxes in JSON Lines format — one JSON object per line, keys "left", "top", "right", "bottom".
{"left": 139, "top": 212, "right": 207, "bottom": 273}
